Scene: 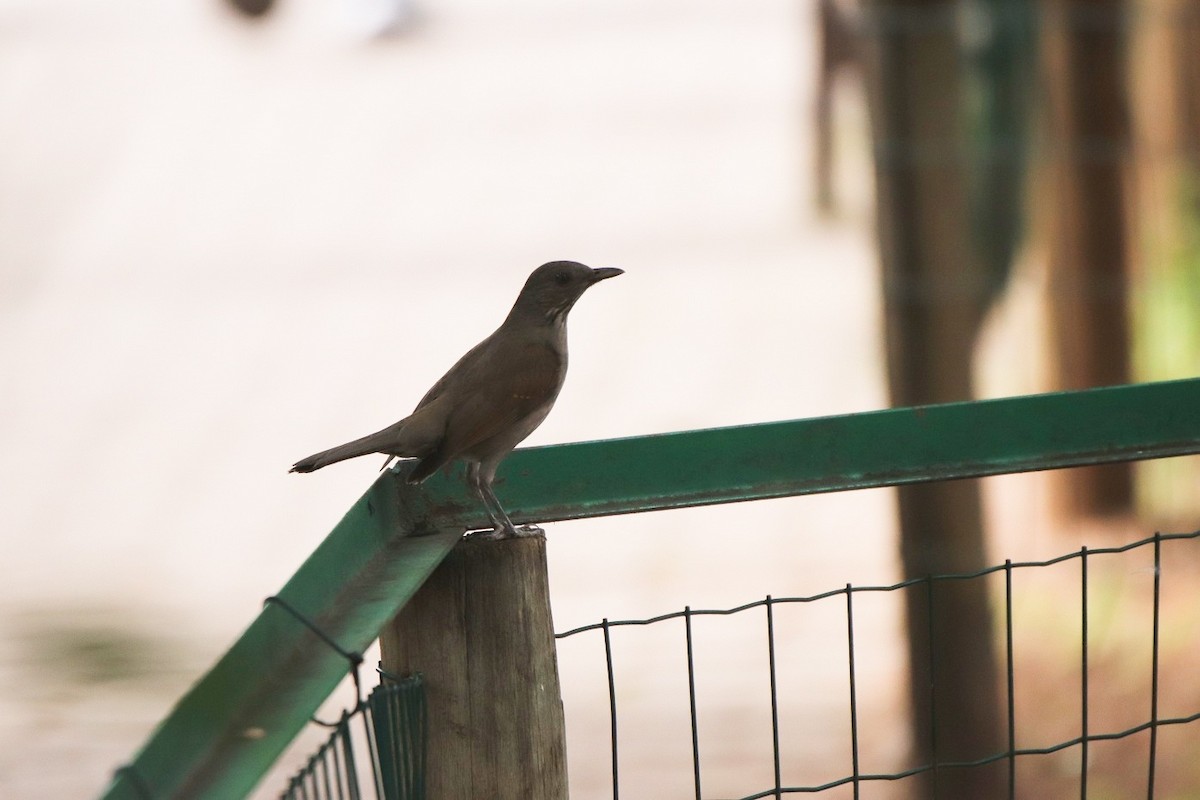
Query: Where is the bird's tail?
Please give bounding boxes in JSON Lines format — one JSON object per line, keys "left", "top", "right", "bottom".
{"left": 290, "top": 425, "right": 405, "bottom": 473}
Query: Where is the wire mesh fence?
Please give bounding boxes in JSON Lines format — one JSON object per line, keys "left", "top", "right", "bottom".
{"left": 280, "top": 530, "right": 1200, "bottom": 799}
{"left": 279, "top": 671, "right": 426, "bottom": 800}
{"left": 553, "top": 530, "right": 1200, "bottom": 799}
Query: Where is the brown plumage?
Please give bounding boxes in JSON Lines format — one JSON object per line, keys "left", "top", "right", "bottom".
{"left": 290, "top": 260, "right": 622, "bottom": 539}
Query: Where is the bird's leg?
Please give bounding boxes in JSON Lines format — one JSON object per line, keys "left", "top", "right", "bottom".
{"left": 465, "top": 463, "right": 542, "bottom": 540}
{"left": 462, "top": 462, "right": 515, "bottom": 539}
{"left": 482, "top": 477, "right": 544, "bottom": 539}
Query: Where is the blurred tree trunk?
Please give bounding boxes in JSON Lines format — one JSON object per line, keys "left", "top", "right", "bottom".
{"left": 814, "top": 0, "right": 861, "bottom": 214}
{"left": 861, "top": 1, "right": 1004, "bottom": 796}
{"left": 1040, "top": 0, "right": 1134, "bottom": 517}
{"left": 1174, "top": 0, "right": 1200, "bottom": 159}
{"left": 1130, "top": 0, "right": 1183, "bottom": 248}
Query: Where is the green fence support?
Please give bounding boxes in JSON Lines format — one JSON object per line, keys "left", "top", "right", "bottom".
{"left": 491, "top": 377, "right": 1200, "bottom": 525}
{"left": 100, "top": 378, "right": 1200, "bottom": 799}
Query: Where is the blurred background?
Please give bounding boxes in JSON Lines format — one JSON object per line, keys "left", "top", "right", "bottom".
{"left": 1, "top": 0, "right": 1198, "bottom": 797}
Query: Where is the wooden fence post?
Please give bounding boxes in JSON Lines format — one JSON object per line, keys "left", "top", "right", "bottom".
{"left": 379, "top": 533, "right": 568, "bottom": 799}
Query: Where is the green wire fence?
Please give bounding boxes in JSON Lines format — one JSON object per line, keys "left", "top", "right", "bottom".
{"left": 278, "top": 671, "right": 426, "bottom": 800}
{"left": 273, "top": 530, "right": 1199, "bottom": 799}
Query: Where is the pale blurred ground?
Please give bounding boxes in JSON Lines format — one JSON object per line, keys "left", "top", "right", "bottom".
{"left": 0, "top": 0, "right": 1056, "bottom": 798}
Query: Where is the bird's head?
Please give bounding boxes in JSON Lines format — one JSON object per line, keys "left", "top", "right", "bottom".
{"left": 510, "top": 261, "right": 623, "bottom": 323}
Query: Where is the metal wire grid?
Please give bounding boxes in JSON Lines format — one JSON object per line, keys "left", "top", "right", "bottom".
{"left": 279, "top": 671, "right": 427, "bottom": 800}
{"left": 553, "top": 530, "right": 1200, "bottom": 800}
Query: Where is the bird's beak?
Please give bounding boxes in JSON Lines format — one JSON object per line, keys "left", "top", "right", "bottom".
{"left": 590, "top": 267, "right": 624, "bottom": 283}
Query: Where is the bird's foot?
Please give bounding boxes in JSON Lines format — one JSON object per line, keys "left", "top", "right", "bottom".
{"left": 464, "top": 524, "right": 544, "bottom": 542}
{"left": 464, "top": 528, "right": 503, "bottom": 541}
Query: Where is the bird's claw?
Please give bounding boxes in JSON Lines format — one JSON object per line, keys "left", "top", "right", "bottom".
{"left": 464, "top": 524, "right": 544, "bottom": 542}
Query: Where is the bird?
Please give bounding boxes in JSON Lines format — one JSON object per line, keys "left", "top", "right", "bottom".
{"left": 290, "top": 260, "right": 623, "bottom": 539}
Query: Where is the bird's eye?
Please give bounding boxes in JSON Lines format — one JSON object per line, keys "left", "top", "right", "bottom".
{"left": 554, "top": 271, "right": 571, "bottom": 286}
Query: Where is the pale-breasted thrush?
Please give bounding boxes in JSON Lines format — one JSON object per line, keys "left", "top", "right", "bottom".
{"left": 290, "top": 261, "right": 622, "bottom": 539}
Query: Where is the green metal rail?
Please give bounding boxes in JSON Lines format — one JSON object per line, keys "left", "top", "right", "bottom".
{"left": 100, "top": 378, "right": 1200, "bottom": 800}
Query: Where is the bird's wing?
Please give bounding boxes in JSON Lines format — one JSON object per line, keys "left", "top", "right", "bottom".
{"left": 446, "top": 349, "right": 562, "bottom": 447}
{"left": 413, "top": 334, "right": 494, "bottom": 411}
{"left": 406, "top": 339, "right": 563, "bottom": 482}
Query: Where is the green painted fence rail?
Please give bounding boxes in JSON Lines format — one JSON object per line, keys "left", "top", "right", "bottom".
{"left": 100, "top": 378, "right": 1200, "bottom": 800}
